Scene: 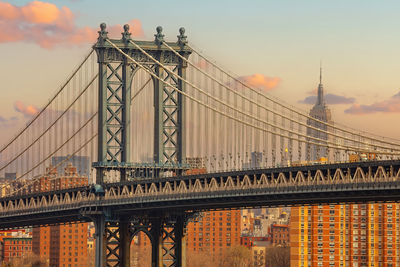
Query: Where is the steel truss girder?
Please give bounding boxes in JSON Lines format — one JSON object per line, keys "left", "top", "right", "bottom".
{"left": 153, "top": 58, "right": 186, "bottom": 167}
{"left": 94, "top": 32, "right": 192, "bottom": 182}
{"left": 95, "top": 53, "right": 136, "bottom": 183}
{"left": 105, "top": 221, "right": 122, "bottom": 266}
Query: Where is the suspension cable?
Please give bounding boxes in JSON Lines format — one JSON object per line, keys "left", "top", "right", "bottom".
{"left": 126, "top": 39, "right": 399, "bottom": 155}
{"left": 162, "top": 42, "right": 400, "bottom": 152}
{"left": 188, "top": 45, "right": 400, "bottom": 147}
{"left": 2, "top": 77, "right": 152, "bottom": 197}
{"left": 109, "top": 39, "right": 400, "bottom": 155}
{"left": 9, "top": 133, "right": 97, "bottom": 196}
{"left": 125, "top": 39, "right": 351, "bottom": 152}
{"left": 0, "top": 49, "right": 95, "bottom": 154}
{"left": 0, "top": 74, "right": 98, "bottom": 172}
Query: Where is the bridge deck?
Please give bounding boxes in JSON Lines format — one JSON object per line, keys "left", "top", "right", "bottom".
{"left": 0, "top": 160, "right": 399, "bottom": 229}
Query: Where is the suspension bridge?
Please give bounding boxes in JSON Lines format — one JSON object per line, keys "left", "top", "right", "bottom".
{"left": 0, "top": 23, "right": 399, "bottom": 267}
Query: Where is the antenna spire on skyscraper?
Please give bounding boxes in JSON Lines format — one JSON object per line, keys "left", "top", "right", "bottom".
{"left": 316, "top": 61, "right": 325, "bottom": 106}
{"left": 319, "top": 60, "right": 322, "bottom": 85}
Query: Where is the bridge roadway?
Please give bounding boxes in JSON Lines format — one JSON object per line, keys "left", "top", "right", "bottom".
{"left": 0, "top": 160, "right": 399, "bottom": 229}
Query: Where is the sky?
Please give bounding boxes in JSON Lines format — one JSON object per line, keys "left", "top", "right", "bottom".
{"left": 0, "top": 0, "right": 400, "bottom": 143}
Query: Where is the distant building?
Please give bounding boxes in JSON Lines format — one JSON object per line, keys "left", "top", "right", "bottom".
{"left": 2, "top": 237, "right": 32, "bottom": 263}
{"left": 252, "top": 242, "right": 271, "bottom": 267}
{"left": 185, "top": 157, "right": 205, "bottom": 169}
{"left": 4, "top": 173, "right": 16, "bottom": 181}
{"left": 270, "top": 224, "right": 289, "bottom": 246}
{"left": 0, "top": 229, "right": 32, "bottom": 264}
{"left": 240, "top": 236, "right": 269, "bottom": 248}
{"left": 306, "top": 68, "right": 333, "bottom": 161}
{"left": 32, "top": 164, "right": 88, "bottom": 266}
{"left": 0, "top": 173, "right": 18, "bottom": 197}
{"left": 243, "top": 152, "right": 263, "bottom": 169}
{"left": 51, "top": 155, "right": 90, "bottom": 178}
{"left": 241, "top": 208, "right": 290, "bottom": 237}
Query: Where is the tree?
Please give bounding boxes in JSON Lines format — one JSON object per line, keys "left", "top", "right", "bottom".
{"left": 219, "top": 246, "right": 253, "bottom": 267}
{"left": 186, "top": 249, "right": 216, "bottom": 267}
{"left": 265, "top": 246, "right": 290, "bottom": 267}
{"left": 131, "top": 244, "right": 151, "bottom": 267}
{"left": 4, "top": 254, "right": 45, "bottom": 267}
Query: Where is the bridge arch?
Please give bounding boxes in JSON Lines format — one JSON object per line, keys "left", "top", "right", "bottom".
{"left": 130, "top": 227, "right": 153, "bottom": 267}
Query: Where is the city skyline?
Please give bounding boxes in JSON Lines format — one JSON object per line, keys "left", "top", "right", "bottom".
{"left": 0, "top": 2, "right": 399, "bottom": 266}
{"left": 0, "top": 0, "right": 400, "bottom": 146}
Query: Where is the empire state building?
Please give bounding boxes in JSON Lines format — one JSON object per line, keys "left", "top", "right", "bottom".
{"left": 306, "top": 68, "right": 333, "bottom": 161}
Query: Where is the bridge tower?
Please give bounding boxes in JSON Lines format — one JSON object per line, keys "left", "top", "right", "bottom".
{"left": 91, "top": 23, "right": 192, "bottom": 267}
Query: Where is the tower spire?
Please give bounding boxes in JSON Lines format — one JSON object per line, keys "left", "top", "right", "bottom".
{"left": 317, "top": 62, "right": 325, "bottom": 106}
{"left": 319, "top": 61, "right": 322, "bottom": 85}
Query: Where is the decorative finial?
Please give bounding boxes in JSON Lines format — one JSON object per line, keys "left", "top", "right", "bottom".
{"left": 155, "top": 26, "right": 164, "bottom": 45}
{"left": 122, "top": 24, "right": 131, "bottom": 43}
{"left": 97, "top": 23, "right": 108, "bottom": 44}
{"left": 177, "top": 27, "right": 187, "bottom": 47}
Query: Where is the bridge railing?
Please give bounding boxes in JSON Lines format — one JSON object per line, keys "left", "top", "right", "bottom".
{"left": 0, "top": 161, "right": 398, "bottom": 226}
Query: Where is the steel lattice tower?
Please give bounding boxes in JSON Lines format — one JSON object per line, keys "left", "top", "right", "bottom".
{"left": 91, "top": 23, "right": 192, "bottom": 267}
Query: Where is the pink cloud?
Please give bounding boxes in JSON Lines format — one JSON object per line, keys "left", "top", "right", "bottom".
{"left": 0, "top": 1, "right": 144, "bottom": 48}
{"left": 344, "top": 91, "right": 400, "bottom": 114}
{"left": 195, "top": 59, "right": 210, "bottom": 69}
{"left": 21, "top": 1, "right": 65, "bottom": 24}
{"left": 14, "top": 101, "right": 39, "bottom": 117}
{"left": 107, "top": 19, "right": 144, "bottom": 38}
{"left": 0, "top": 2, "right": 19, "bottom": 20}
{"left": 299, "top": 94, "right": 355, "bottom": 105}
{"left": 238, "top": 74, "right": 281, "bottom": 91}
{"left": 307, "top": 87, "right": 318, "bottom": 95}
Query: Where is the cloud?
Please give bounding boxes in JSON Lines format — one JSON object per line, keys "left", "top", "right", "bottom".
{"left": 14, "top": 101, "right": 39, "bottom": 117}
{"left": 238, "top": 74, "right": 281, "bottom": 91}
{"left": 307, "top": 87, "right": 318, "bottom": 95}
{"left": 344, "top": 91, "right": 400, "bottom": 114}
{"left": 195, "top": 59, "right": 210, "bottom": 69}
{"left": 0, "top": 116, "right": 18, "bottom": 128}
{"left": 0, "top": 1, "right": 144, "bottom": 48}
{"left": 299, "top": 94, "right": 356, "bottom": 105}
{"left": 107, "top": 20, "right": 144, "bottom": 39}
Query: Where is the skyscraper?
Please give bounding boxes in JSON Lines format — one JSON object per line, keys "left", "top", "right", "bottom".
{"left": 291, "top": 70, "right": 400, "bottom": 266}
{"left": 306, "top": 67, "right": 333, "bottom": 161}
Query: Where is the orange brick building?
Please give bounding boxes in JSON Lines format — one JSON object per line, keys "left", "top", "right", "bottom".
{"left": 184, "top": 164, "right": 242, "bottom": 260}
{"left": 186, "top": 210, "right": 241, "bottom": 256}
{"left": 291, "top": 203, "right": 400, "bottom": 266}
{"left": 2, "top": 237, "right": 32, "bottom": 262}
{"left": 32, "top": 164, "right": 88, "bottom": 267}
